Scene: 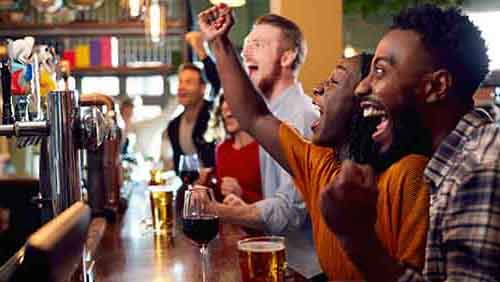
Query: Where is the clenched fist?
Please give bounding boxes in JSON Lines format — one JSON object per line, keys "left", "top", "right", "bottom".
{"left": 198, "top": 4, "right": 234, "bottom": 42}
{"left": 319, "top": 160, "right": 378, "bottom": 240}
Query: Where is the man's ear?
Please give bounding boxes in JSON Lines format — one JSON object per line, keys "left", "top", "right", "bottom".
{"left": 425, "top": 69, "right": 452, "bottom": 103}
{"left": 280, "top": 49, "right": 297, "bottom": 69}
{"left": 200, "top": 83, "right": 207, "bottom": 95}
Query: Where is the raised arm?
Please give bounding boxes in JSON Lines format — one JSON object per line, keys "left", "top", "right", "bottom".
{"left": 185, "top": 31, "right": 221, "bottom": 97}
{"left": 198, "top": 5, "right": 291, "bottom": 174}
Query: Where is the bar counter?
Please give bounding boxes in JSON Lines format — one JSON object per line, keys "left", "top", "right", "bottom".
{"left": 94, "top": 181, "right": 309, "bottom": 282}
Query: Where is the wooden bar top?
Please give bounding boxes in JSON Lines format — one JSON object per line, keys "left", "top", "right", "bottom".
{"left": 94, "top": 183, "right": 310, "bottom": 281}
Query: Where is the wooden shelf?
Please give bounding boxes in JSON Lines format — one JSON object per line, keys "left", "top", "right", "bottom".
{"left": 71, "top": 65, "right": 174, "bottom": 76}
{"left": 0, "top": 20, "right": 185, "bottom": 37}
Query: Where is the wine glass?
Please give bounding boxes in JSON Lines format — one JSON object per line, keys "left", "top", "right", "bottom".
{"left": 182, "top": 187, "right": 219, "bottom": 282}
{"left": 179, "top": 154, "right": 201, "bottom": 186}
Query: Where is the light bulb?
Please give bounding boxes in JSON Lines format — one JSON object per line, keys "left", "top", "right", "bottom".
{"left": 149, "top": 2, "right": 161, "bottom": 43}
{"left": 209, "top": 0, "right": 245, "bottom": 7}
{"left": 129, "top": 0, "right": 141, "bottom": 18}
{"left": 343, "top": 44, "right": 358, "bottom": 58}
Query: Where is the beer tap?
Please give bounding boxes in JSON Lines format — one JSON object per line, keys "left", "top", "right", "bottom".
{"left": 1, "top": 37, "right": 122, "bottom": 282}
{"left": 1, "top": 59, "right": 14, "bottom": 124}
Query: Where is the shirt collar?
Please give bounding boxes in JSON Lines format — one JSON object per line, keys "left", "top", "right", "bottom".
{"left": 424, "top": 109, "right": 494, "bottom": 192}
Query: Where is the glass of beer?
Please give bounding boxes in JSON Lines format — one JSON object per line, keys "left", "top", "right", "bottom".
{"left": 149, "top": 186, "right": 174, "bottom": 234}
{"left": 237, "top": 236, "right": 287, "bottom": 282}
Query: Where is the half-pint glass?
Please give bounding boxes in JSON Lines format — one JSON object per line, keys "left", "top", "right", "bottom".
{"left": 237, "top": 236, "right": 287, "bottom": 282}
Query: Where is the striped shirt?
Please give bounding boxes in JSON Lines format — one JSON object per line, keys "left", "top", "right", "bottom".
{"left": 399, "top": 109, "right": 500, "bottom": 282}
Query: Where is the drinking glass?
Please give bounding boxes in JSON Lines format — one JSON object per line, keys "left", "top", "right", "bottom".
{"left": 182, "top": 187, "right": 219, "bottom": 282}
{"left": 178, "top": 154, "right": 201, "bottom": 186}
{"left": 149, "top": 185, "right": 174, "bottom": 234}
{"left": 237, "top": 236, "right": 287, "bottom": 282}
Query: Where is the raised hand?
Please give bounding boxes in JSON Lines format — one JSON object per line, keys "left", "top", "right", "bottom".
{"left": 319, "top": 160, "right": 378, "bottom": 240}
{"left": 198, "top": 4, "right": 234, "bottom": 42}
{"left": 185, "top": 31, "right": 207, "bottom": 59}
{"left": 220, "top": 177, "right": 243, "bottom": 197}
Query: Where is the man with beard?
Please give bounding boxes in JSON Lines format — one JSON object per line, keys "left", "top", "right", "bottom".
{"left": 198, "top": 4, "right": 430, "bottom": 280}
{"left": 197, "top": 11, "right": 322, "bottom": 280}
{"left": 319, "top": 4, "right": 499, "bottom": 282}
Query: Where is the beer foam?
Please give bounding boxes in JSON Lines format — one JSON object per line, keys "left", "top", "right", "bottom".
{"left": 238, "top": 241, "right": 285, "bottom": 253}
{"left": 149, "top": 185, "right": 173, "bottom": 193}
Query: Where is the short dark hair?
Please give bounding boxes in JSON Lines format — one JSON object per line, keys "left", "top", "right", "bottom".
{"left": 255, "top": 14, "right": 307, "bottom": 71}
{"left": 391, "top": 4, "right": 489, "bottom": 101}
{"left": 178, "top": 63, "right": 206, "bottom": 84}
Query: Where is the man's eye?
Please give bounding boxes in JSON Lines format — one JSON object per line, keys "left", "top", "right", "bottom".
{"left": 313, "top": 87, "right": 324, "bottom": 96}
{"left": 329, "top": 79, "right": 338, "bottom": 85}
{"left": 313, "top": 88, "right": 325, "bottom": 96}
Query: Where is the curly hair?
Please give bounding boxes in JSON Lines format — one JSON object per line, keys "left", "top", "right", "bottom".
{"left": 391, "top": 4, "right": 489, "bottom": 102}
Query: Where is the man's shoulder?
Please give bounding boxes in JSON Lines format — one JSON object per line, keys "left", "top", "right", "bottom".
{"left": 461, "top": 122, "right": 500, "bottom": 169}
{"left": 274, "top": 90, "right": 317, "bottom": 133}
{"left": 167, "top": 113, "right": 182, "bottom": 131}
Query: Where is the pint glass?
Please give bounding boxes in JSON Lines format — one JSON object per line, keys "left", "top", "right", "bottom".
{"left": 237, "top": 236, "right": 287, "bottom": 282}
{"left": 149, "top": 186, "right": 174, "bottom": 233}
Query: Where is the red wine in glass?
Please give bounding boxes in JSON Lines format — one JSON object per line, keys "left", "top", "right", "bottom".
{"left": 180, "top": 170, "right": 200, "bottom": 185}
{"left": 182, "top": 215, "right": 219, "bottom": 245}
{"left": 182, "top": 187, "right": 218, "bottom": 282}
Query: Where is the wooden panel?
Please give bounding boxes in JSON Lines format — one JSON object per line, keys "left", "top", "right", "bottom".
{"left": 270, "top": 0, "right": 343, "bottom": 95}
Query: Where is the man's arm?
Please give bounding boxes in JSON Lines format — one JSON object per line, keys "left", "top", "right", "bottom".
{"left": 186, "top": 31, "right": 222, "bottom": 97}
{"left": 198, "top": 5, "right": 291, "bottom": 174}
{"left": 255, "top": 175, "right": 307, "bottom": 234}
{"left": 212, "top": 198, "right": 265, "bottom": 230}
{"left": 207, "top": 170, "right": 307, "bottom": 234}
{"left": 437, "top": 164, "right": 500, "bottom": 282}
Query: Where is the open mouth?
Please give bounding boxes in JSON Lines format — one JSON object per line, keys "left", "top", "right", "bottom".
{"left": 313, "top": 104, "right": 322, "bottom": 115}
{"left": 311, "top": 119, "right": 320, "bottom": 132}
{"left": 359, "top": 99, "right": 392, "bottom": 149}
{"left": 310, "top": 105, "right": 323, "bottom": 132}
{"left": 245, "top": 63, "right": 258, "bottom": 76}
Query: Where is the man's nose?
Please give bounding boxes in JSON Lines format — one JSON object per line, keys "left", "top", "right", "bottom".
{"left": 354, "top": 76, "right": 371, "bottom": 98}
{"left": 241, "top": 45, "right": 253, "bottom": 61}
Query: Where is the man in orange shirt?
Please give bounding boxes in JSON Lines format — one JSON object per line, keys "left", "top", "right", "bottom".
{"left": 198, "top": 4, "right": 431, "bottom": 280}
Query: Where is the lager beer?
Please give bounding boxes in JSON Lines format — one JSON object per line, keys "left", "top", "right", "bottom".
{"left": 238, "top": 236, "right": 287, "bottom": 282}
{"left": 149, "top": 168, "right": 166, "bottom": 185}
{"left": 149, "top": 186, "right": 174, "bottom": 233}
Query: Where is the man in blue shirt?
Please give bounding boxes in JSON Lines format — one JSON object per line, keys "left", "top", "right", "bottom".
{"left": 197, "top": 13, "right": 322, "bottom": 279}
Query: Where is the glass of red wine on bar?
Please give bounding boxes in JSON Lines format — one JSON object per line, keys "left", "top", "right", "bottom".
{"left": 177, "top": 154, "right": 201, "bottom": 214}
{"left": 182, "top": 187, "right": 219, "bottom": 282}
{"left": 179, "top": 154, "right": 201, "bottom": 185}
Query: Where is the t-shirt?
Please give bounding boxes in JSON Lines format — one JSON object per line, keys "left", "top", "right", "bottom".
{"left": 215, "top": 139, "right": 263, "bottom": 203}
{"left": 279, "top": 122, "right": 429, "bottom": 280}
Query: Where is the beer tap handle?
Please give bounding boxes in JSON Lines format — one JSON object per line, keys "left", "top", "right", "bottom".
{"left": 1, "top": 60, "right": 14, "bottom": 124}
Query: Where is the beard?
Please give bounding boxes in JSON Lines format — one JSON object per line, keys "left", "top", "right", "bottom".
{"left": 345, "top": 102, "right": 432, "bottom": 173}
{"left": 255, "top": 62, "right": 282, "bottom": 96}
